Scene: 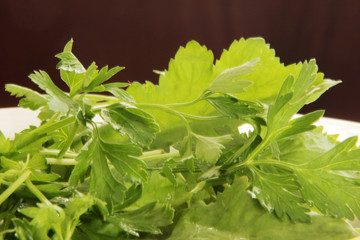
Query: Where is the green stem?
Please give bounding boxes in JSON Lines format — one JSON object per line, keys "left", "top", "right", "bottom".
{"left": 180, "top": 112, "right": 226, "bottom": 121}
{"left": 225, "top": 133, "right": 257, "bottom": 166}
{"left": 84, "top": 94, "right": 118, "bottom": 103}
{"left": 57, "top": 121, "right": 79, "bottom": 159}
{"left": 0, "top": 170, "right": 31, "bottom": 205}
{"left": 46, "top": 158, "right": 77, "bottom": 165}
{"left": 164, "top": 94, "right": 205, "bottom": 108}
{"left": 41, "top": 149, "right": 77, "bottom": 159}
{"left": 226, "top": 136, "right": 271, "bottom": 174}
{"left": 141, "top": 149, "right": 165, "bottom": 157}
{"left": 251, "top": 159, "right": 296, "bottom": 169}
{"left": 25, "top": 179, "right": 51, "bottom": 206}
{"left": 139, "top": 151, "right": 180, "bottom": 162}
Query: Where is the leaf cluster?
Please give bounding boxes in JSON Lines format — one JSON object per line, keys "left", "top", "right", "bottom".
{"left": 1, "top": 38, "right": 359, "bottom": 239}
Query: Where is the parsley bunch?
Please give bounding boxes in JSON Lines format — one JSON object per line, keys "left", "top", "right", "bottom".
{"left": 1, "top": 38, "right": 359, "bottom": 239}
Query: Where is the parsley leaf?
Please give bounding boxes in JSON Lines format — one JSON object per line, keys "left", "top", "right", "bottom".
{"left": 101, "top": 103, "right": 159, "bottom": 148}
{"left": 5, "top": 84, "right": 47, "bottom": 110}
{"left": 169, "top": 177, "right": 358, "bottom": 240}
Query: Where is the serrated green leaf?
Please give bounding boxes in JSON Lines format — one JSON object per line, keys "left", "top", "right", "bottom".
{"left": 100, "top": 140, "right": 147, "bottom": 182}
{"left": 207, "top": 58, "right": 258, "bottom": 94}
{"left": 68, "top": 149, "right": 91, "bottom": 187}
{"left": 19, "top": 203, "right": 65, "bottom": 240}
{"left": 5, "top": 84, "right": 47, "bottom": 110}
{"left": 265, "top": 60, "right": 337, "bottom": 142}
{"left": 277, "top": 110, "right": 324, "bottom": 139}
{"left": 0, "top": 131, "right": 11, "bottom": 154}
{"left": 162, "top": 159, "right": 177, "bottom": 185}
{"left": 127, "top": 40, "right": 215, "bottom": 130}
{"left": 88, "top": 135, "right": 126, "bottom": 208}
{"left": 250, "top": 168, "right": 310, "bottom": 222}
{"left": 29, "top": 70, "right": 78, "bottom": 113}
{"left": 193, "top": 133, "right": 232, "bottom": 163}
{"left": 260, "top": 127, "right": 338, "bottom": 165}
{"left": 101, "top": 103, "right": 159, "bottom": 148}
{"left": 215, "top": 38, "right": 296, "bottom": 103}
{"left": 107, "top": 202, "right": 173, "bottom": 237}
{"left": 169, "top": 177, "right": 358, "bottom": 240}
{"left": 134, "top": 172, "right": 192, "bottom": 208}
{"left": 294, "top": 137, "right": 360, "bottom": 220}
{"left": 56, "top": 50, "right": 86, "bottom": 74}
{"left": 85, "top": 66, "right": 124, "bottom": 91}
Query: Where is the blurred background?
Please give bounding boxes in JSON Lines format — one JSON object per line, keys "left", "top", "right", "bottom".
{"left": 1, "top": 0, "right": 360, "bottom": 121}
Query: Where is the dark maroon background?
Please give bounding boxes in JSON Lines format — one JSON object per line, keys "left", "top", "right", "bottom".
{"left": 1, "top": 0, "right": 360, "bottom": 121}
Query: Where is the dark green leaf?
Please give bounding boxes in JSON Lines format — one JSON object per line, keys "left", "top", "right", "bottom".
{"left": 88, "top": 135, "right": 126, "bottom": 208}
{"left": 101, "top": 103, "right": 159, "bottom": 148}
{"left": 107, "top": 202, "right": 173, "bottom": 237}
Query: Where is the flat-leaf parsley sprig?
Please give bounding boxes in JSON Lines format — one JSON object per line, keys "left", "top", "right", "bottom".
{"left": 1, "top": 38, "right": 359, "bottom": 239}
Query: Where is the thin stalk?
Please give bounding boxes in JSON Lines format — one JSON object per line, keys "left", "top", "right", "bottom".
{"left": 251, "top": 159, "right": 296, "bottom": 169}
{"left": 225, "top": 133, "right": 257, "bottom": 166}
{"left": 46, "top": 158, "right": 77, "bottom": 165}
{"left": 180, "top": 112, "right": 226, "bottom": 121}
{"left": 226, "top": 136, "right": 271, "bottom": 174}
{"left": 139, "top": 151, "right": 180, "bottom": 162}
{"left": 0, "top": 170, "right": 31, "bottom": 205}
{"left": 84, "top": 94, "right": 118, "bottom": 103}
{"left": 141, "top": 149, "right": 165, "bottom": 157}
{"left": 164, "top": 94, "right": 205, "bottom": 108}
{"left": 25, "top": 179, "right": 52, "bottom": 206}
{"left": 41, "top": 149, "right": 77, "bottom": 159}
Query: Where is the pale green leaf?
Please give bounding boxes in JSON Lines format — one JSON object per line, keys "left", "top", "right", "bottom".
{"left": 85, "top": 66, "right": 124, "bottom": 91}
{"left": 0, "top": 131, "right": 11, "bottom": 154}
{"left": 19, "top": 203, "right": 65, "bottom": 240}
{"left": 193, "top": 133, "right": 232, "bottom": 163}
{"left": 207, "top": 58, "right": 258, "bottom": 94}
{"left": 56, "top": 47, "right": 86, "bottom": 74}
{"left": 29, "top": 70, "right": 78, "bottom": 113}
{"left": 100, "top": 140, "right": 147, "bottom": 182}
{"left": 169, "top": 177, "right": 358, "bottom": 240}
{"left": 107, "top": 202, "right": 173, "bottom": 237}
{"left": 5, "top": 84, "right": 47, "bottom": 110}
{"left": 127, "top": 40, "right": 216, "bottom": 130}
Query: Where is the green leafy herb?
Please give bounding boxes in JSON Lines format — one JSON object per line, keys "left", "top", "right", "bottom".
{"left": 1, "top": 38, "right": 359, "bottom": 239}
